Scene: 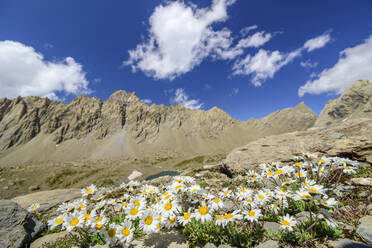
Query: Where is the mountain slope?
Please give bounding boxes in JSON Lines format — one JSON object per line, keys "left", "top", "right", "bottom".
{"left": 0, "top": 91, "right": 317, "bottom": 164}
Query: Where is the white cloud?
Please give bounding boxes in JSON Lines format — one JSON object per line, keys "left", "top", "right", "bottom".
{"left": 300, "top": 59, "right": 318, "bottom": 69}
{"left": 170, "top": 88, "right": 203, "bottom": 110}
{"left": 303, "top": 33, "right": 331, "bottom": 52}
{"left": 298, "top": 35, "right": 372, "bottom": 96}
{"left": 229, "top": 87, "right": 239, "bottom": 96}
{"left": 124, "top": 0, "right": 238, "bottom": 80}
{"left": 240, "top": 25, "right": 258, "bottom": 36}
{"left": 93, "top": 78, "right": 102, "bottom": 83}
{"left": 232, "top": 48, "right": 302, "bottom": 86}
{"left": 142, "top": 98, "right": 153, "bottom": 105}
{"left": 236, "top": 31, "right": 272, "bottom": 48}
{"left": 0, "top": 40, "right": 90, "bottom": 100}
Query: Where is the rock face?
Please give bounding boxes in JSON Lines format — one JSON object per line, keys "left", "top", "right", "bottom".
{"left": 222, "top": 118, "right": 372, "bottom": 175}
{"left": 0, "top": 91, "right": 317, "bottom": 163}
{"left": 11, "top": 188, "right": 81, "bottom": 212}
{"left": 315, "top": 80, "right": 372, "bottom": 127}
{"left": 357, "top": 215, "right": 372, "bottom": 245}
{"left": 0, "top": 199, "right": 45, "bottom": 248}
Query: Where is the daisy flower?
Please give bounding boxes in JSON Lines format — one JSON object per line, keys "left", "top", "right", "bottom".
{"left": 195, "top": 204, "right": 212, "bottom": 224}
{"left": 294, "top": 189, "right": 312, "bottom": 201}
{"left": 72, "top": 199, "right": 87, "bottom": 212}
{"left": 343, "top": 166, "right": 356, "bottom": 174}
{"left": 280, "top": 214, "right": 297, "bottom": 231}
{"left": 81, "top": 184, "right": 97, "bottom": 197}
{"left": 130, "top": 197, "right": 146, "bottom": 210}
{"left": 295, "top": 169, "right": 307, "bottom": 178}
{"left": 244, "top": 208, "right": 262, "bottom": 222}
{"left": 126, "top": 204, "right": 143, "bottom": 220}
{"left": 105, "top": 223, "right": 119, "bottom": 244}
{"left": 219, "top": 188, "right": 232, "bottom": 198}
{"left": 184, "top": 176, "right": 195, "bottom": 183}
{"left": 166, "top": 215, "right": 178, "bottom": 228}
{"left": 117, "top": 220, "right": 134, "bottom": 245}
{"left": 63, "top": 213, "right": 84, "bottom": 232}
{"left": 159, "top": 200, "right": 180, "bottom": 218}
{"left": 178, "top": 212, "right": 193, "bottom": 226}
{"left": 90, "top": 215, "right": 108, "bottom": 232}
{"left": 222, "top": 210, "right": 242, "bottom": 227}
{"left": 140, "top": 210, "right": 159, "bottom": 234}
{"left": 209, "top": 197, "right": 224, "bottom": 210}
{"left": 306, "top": 184, "right": 325, "bottom": 195}
{"left": 189, "top": 184, "right": 201, "bottom": 194}
{"left": 255, "top": 190, "right": 269, "bottom": 205}
{"left": 48, "top": 215, "right": 65, "bottom": 230}
{"left": 215, "top": 215, "right": 224, "bottom": 226}
{"left": 243, "top": 198, "right": 257, "bottom": 208}
{"left": 28, "top": 203, "right": 40, "bottom": 212}
{"left": 321, "top": 197, "right": 338, "bottom": 208}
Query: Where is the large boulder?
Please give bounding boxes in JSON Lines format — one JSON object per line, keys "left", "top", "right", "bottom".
{"left": 222, "top": 118, "right": 372, "bottom": 175}
{"left": 11, "top": 188, "right": 81, "bottom": 212}
{"left": 315, "top": 80, "right": 372, "bottom": 127}
{"left": 0, "top": 199, "right": 45, "bottom": 248}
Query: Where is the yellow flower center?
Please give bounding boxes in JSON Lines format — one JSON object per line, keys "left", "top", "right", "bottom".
{"left": 175, "top": 185, "right": 181, "bottom": 190}
{"left": 223, "top": 191, "right": 228, "bottom": 195}
{"left": 198, "top": 206, "right": 208, "bottom": 215}
{"left": 267, "top": 172, "right": 273, "bottom": 176}
{"left": 241, "top": 189, "right": 247, "bottom": 193}
{"left": 95, "top": 224, "right": 103, "bottom": 230}
{"left": 225, "top": 214, "right": 233, "bottom": 220}
{"left": 108, "top": 229, "right": 116, "bottom": 238}
{"left": 248, "top": 211, "right": 255, "bottom": 217}
{"left": 163, "top": 191, "right": 169, "bottom": 196}
{"left": 319, "top": 169, "right": 324, "bottom": 173}
{"left": 258, "top": 194, "right": 265, "bottom": 200}
{"left": 281, "top": 220, "right": 290, "bottom": 226}
{"left": 280, "top": 187, "right": 287, "bottom": 191}
{"left": 176, "top": 179, "right": 182, "bottom": 183}
{"left": 122, "top": 203, "right": 128, "bottom": 207}
{"left": 284, "top": 180, "right": 291, "bottom": 184}
{"left": 251, "top": 177, "right": 257, "bottom": 181}
{"left": 170, "top": 217, "right": 176, "bottom": 223}
{"left": 134, "top": 200, "right": 141, "bottom": 207}
{"left": 85, "top": 189, "right": 93, "bottom": 194}
{"left": 246, "top": 199, "right": 253, "bottom": 203}
{"left": 164, "top": 202, "right": 172, "bottom": 211}
{"left": 217, "top": 215, "right": 223, "bottom": 220}
{"left": 301, "top": 194, "right": 311, "bottom": 199}
{"left": 77, "top": 204, "right": 84, "bottom": 211}
{"left": 130, "top": 208, "right": 139, "bottom": 216}
{"left": 308, "top": 188, "right": 317, "bottom": 193}
{"left": 122, "top": 228, "right": 130, "bottom": 237}
{"left": 96, "top": 217, "right": 102, "bottom": 223}
{"left": 56, "top": 218, "right": 64, "bottom": 225}
{"left": 184, "top": 213, "right": 191, "bottom": 220}
{"left": 318, "top": 159, "right": 325, "bottom": 163}
{"left": 213, "top": 198, "right": 221, "bottom": 203}
{"left": 164, "top": 195, "right": 171, "bottom": 200}
{"left": 295, "top": 162, "right": 302, "bottom": 166}
{"left": 145, "top": 216, "right": 153, "bottom": 225}
{"left": 275, "top": 170, "right": 283, "bottom": 175}
{"left": 84, "top": 214, "right": 91, "bottom": 222}
{"left": 70, "top": 218, "right": 79, "bottom": 226}
{"left": 31, "top": 206, "right": 37, "bottom": 211}
{"left": 345, "top": 166, "right": 351, "bottom": 170}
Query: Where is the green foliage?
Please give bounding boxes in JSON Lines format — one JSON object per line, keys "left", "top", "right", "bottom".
{"left": 42, "top": 232, "right": 105, "bottom": 248}
{"left": 183, "top": 220, "right": 264, "bottom": 247}
{"left": 352, "top": 165, "right": 372, "bottom": 178}
{"left": 175, "top": 156, "right": 206, "bottom": 168}
{"left": 47, "top": 169, "right": 78, "bottom": 188}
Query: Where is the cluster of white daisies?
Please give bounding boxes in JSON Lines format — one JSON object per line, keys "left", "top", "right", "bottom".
{"left": 28, "top": 153, "right": 359, "bottom": 247}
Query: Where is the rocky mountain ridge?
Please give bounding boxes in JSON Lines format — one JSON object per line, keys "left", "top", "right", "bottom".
{"left": 0, "top": 89, "right": 317, "bottom": 164}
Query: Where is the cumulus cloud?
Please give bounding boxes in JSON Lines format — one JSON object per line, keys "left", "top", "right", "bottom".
{"left": 0, "top": 40, "right": 90, "bottom": 100}
{"left": 124, "top": 0, "right": 238, "bottom": 80}
{"left": 142, "top": 98, "right": 153, "bottom": 105}
{"left": 236, "top": 31, "right": 272, "bottom": 48}
{"left": 298, "top": 35, "right": 372, "bottom": 97}
{"left": 232, "top": 32, "right": 331, "bottom": 86}
{"left": 303, "top": 33, "right": 331, "bottom": 52}
{"left": 240, "top": 25, "right": 258, "bottom": 36}
{"left": 300, "top": 59, "right": 318, "bottom": 69}
{"left": 232, "top": 48, "right": 302, "bottom": 86}
{"left": 170, "top": 88, "right": 203, "bottom": 110}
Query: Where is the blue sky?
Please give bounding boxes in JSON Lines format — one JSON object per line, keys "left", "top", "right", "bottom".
{"left": 0, "top": 0, "right": 371, "bottom": 120}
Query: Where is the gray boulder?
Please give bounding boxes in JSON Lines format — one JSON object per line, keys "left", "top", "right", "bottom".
{"left": 328, "top": 238, "right": 372, "bottom": 248}
{"left": 0, "top": 199, "right": 45, "bottom": 248}
{"left": 357, "top": 215, "right": 372, "bottom": 245}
